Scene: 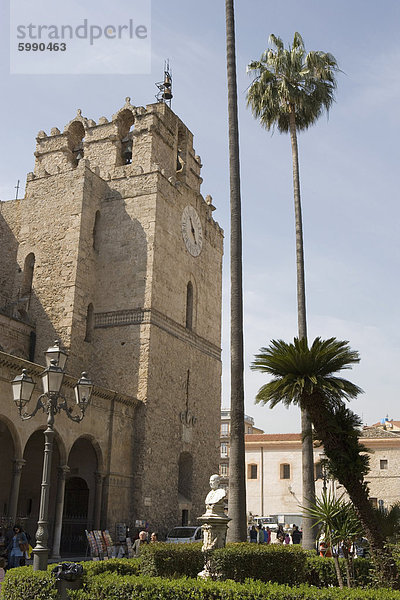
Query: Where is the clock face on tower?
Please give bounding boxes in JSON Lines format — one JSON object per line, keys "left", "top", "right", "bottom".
{"left": 181, "top": 205, "right": 203, "bottom": 257}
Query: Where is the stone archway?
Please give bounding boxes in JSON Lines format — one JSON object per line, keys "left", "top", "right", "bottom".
{"left": 178, "top": 452, "right": 193, "bottom": 525}
{"left": 19, "top": 429, "right": 61, "bottom": 543}
{"left": 0, "top": 419, "right": 17, "bottom": 526}
{"left": 61, "top": 437, "right": 99, "bottom": 555}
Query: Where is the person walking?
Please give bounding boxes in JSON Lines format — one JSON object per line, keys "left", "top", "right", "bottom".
{"left": 276, "top": 525, "right": 285, "bottom": 544}
{"left": 256, "top": 525, "right": 264, "bottom": 544}
{"left": 264, "top": 526, "right": 271, "bottom": 544}
{"left": 291, "top": 525, "right": 302, "bottom": 545}
{"left": 249, "top": 525, "right": 257, "bottom": 543}
{"left": 7, "top": 525, "right": 28, "bottom": 568}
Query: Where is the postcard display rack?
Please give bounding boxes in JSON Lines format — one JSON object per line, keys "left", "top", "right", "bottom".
{"left": 85, "top": 530, "right": 134, "bottom": 559}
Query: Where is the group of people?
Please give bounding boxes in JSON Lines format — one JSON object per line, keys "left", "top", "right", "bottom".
{"left": 132, "top": 530, "right": 159, "bottom": 556}
{"left": 114, "top": 530, "right": 159, "bottom": 558}
{"left": 249, "top": 523, "right": 302, "bottom": 545}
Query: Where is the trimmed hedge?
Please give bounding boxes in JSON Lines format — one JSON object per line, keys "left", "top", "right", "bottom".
{"left": 1, "top": 566, "right": 58, "bottom": 600}
{"left": 140, "top": 542, "right": 203, "bottom": 578}
{"left": 67, "top": 572, "right": 400, "bottom": 600}
{"left": 140, "top": 542, "right": 374, "bottom": 587}
{"left": 81, "top": 558, "right": 141, "bottom": 579}
{"left": 0, "top": 547, "right": 384, "bottom": 599}
{"left": 212, "top": 543, "right": 308, "bottom": 585}
{"left": 306, "top": 555, "right": 373, "bottom": 588}
{"left": 1, "top": 559, "right": 142, "bottom": 600}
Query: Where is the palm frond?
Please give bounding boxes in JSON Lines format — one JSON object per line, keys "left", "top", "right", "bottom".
{"left": 246, "top": 32, "right": 339, "bottom": 134}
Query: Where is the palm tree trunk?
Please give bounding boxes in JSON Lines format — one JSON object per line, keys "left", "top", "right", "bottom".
{"left": 225, "top": 0, "right": 247, "bottom": 542}
{"left": 304, "top": 393, "right": 400, "bottom": 588}
{"left": 289, "top": 108, "right": 316, "bottom": 551}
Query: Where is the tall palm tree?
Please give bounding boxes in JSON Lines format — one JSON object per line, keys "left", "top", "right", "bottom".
{"left": 246, "top": 33, "right": 339, "bottom": 550}
{"left": 251, "top": 336, "right": 399, "bottom": 588}
{"left": 225, "top": 0, "right": 247, "bottom": 542}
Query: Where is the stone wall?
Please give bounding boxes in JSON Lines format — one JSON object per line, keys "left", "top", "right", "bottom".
{"left": 0, "top": 99, "right": 223, "bottom": 539}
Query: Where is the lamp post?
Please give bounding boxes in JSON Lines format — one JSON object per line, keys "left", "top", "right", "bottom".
{"left": 11, "top": 341, "right": 93, "bottom": 571}
{"left": 319, "top": 453, "right": 329, "bottom": 494}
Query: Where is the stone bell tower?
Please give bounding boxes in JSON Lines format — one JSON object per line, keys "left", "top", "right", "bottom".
{"left": 3, "top": 98, "right": 224, "bottom": 532}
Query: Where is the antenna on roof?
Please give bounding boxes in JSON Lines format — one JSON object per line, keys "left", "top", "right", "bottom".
{"left": 155, "top": 60, "right": 173, "bottom": 107}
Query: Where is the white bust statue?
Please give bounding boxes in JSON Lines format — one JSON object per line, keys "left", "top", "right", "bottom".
{"left": 204, "top": 474, "right": 226, "bottom": 516}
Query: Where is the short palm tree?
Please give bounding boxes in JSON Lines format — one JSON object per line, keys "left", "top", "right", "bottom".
{"left": 247, "top": 32, "right": 339, "bottom": 550}
{"left": 303, "top": 490, "right": 363, "bottom": 588}
{"left": 251, "top": 336, "right": 399, "bottom": 588}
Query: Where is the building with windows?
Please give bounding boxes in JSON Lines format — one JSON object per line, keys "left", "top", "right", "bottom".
{"left": 0, "top": 99, "right": 223, "bottom": 552}
{"left": 219, "top": 408, "right": 263, "bottom": 492}
{"left": 245, "top": 424, "right": 400, "bottom": 521}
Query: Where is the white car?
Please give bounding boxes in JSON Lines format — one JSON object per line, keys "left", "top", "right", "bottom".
{"left": 165, "top": 526, "right": 203, "bottom": 544}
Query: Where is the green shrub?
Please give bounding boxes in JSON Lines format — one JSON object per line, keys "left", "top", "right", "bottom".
{"left": 2, "top": 566, "right": 58, "bottom": 600}
{"left": 68, "top": 572, "right": 400, "bottom": 600}
{"left": 211, "top": 543, "right": 308, "bottom": 584}
{"left": 137, "top": 541, "right": 374, "bottom": 588}
{"left": 305, "top": 555, "right": 373, "bottom": 588}
{"left": 353, "top": 558, "right": 375, "bottom": 588}
{"left": 305, "top": 555, "right": 340, "bottom": 588}
{"left": 5, "top": 564, "right": 400, "bottom": 600}
{"left": 82, "top": 558, "right": 141, "bottom": 579}
{"left": 139, "top": 542, "right": 203, "bottom": 578}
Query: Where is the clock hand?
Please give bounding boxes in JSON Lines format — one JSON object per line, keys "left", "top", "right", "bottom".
{"left": 189, "top": 217, "right": 197, "bottom": 243}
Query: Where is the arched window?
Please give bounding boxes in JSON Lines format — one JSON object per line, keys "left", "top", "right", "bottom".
{"left": 185, "top": 282, "right": 193, "bottom": 330}
{"left": 176, "top": 125, "right": 186, "bottom": 173}
{"left": 178, "top": 452, "right": 193, "bottom": 501}
{"left": 67, "top": 121, "right": 85, "bottom": 166}
{"left": 117, "top": 109, "right": 135, "bottom": 165}
{"left": 85, "top": 303, "right": 94, "bottom": 342}
{"left": 93, "top": 211, "right": 101, "bottom": 251}
{"left": 21, "top": 253, "right": 35, "bottom": 298}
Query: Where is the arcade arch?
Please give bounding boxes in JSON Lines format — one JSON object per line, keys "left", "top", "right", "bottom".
{"left": 18, "top": 429, "right": 62, "bottom": 540}
{"left": 61, "top": 436, "right": 102, "bottom": 555}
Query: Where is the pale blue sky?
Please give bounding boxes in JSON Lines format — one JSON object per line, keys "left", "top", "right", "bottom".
{"left": 1, "top": 1, "right": 399, "bottom": 432}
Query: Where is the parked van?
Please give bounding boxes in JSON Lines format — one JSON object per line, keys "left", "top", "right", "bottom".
{"left": 165, "top": 526, "right": 203, "bottom": 544}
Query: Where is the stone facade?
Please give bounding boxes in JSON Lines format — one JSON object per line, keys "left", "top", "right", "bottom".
{"left": 0, "top": 99, "right": 223, "bottom": 549}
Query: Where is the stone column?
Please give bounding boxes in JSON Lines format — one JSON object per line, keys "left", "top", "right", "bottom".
{"left": 8, "top": 458, "right": 26, "bottom": 525}
{"left": 93, "top": 472, "right": 104, "bottom": 530}
{"left": 51, "top": 465, "right": 70, "bottom": 560}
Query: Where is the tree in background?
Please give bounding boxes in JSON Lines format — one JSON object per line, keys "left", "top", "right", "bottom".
{"left": 247, "top": 33, "right": 339, "bottom": 550}
{"left": 251, "top": 336, "right": 399, "bottom": 588}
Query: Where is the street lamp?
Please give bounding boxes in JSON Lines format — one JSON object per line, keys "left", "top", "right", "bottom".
{"left": 11, "top": 340, "right": 93, "bottom": 571}
{"left": 319, "top": 453, "right": 329, "bottom": 494}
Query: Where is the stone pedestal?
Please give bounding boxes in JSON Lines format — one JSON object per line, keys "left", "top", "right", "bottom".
{"left": 197, "top": 512, "right": 230, "bottom": 578}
